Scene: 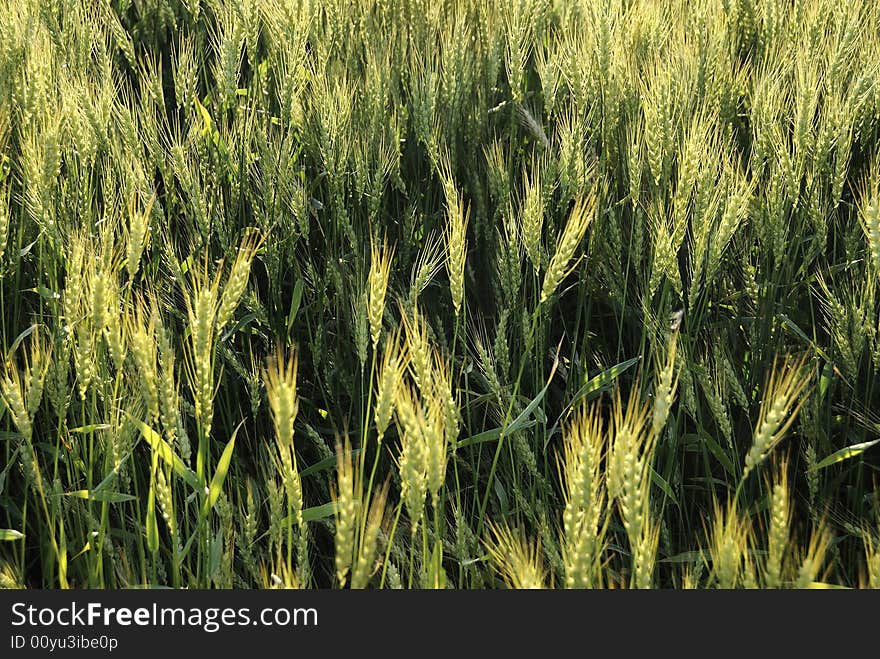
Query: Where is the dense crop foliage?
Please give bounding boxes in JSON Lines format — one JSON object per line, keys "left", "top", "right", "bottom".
{"left": 1, "top": 0, "right": 880, "bottom": 589}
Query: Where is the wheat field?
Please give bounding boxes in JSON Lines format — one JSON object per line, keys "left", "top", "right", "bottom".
{"left": 1, "top": 0, "right": 879, "bottom": 589}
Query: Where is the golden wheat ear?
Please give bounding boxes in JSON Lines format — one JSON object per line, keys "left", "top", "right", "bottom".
{"left": 743, "top": 355, "right": 811, "bottom": 481}
{"left": 332, "top": 435, "right": 357, "bottom": 589}
{"left": 351, "top": 477, "right": 391, "bottom": 589}
{"left": 858, "top": 159, "right": 880, "bottom": 277}
{"left": 705, "top": 499, "right": 749, "bottom": 589}
{"left": 764, "top": 459, "right": 792, "bottom": 589}
{"left": 373, "top": 327, "right": 404, "bottom": 443}
{"left": 368, "top": 235, "right": 395, "bottom": 348}
{"left": 485, "top": 521, "right": 546, "bottom": 590}
{"left": 444, "top": 193, "right": 469, "bottom": 318}
{"left": 559, "top": 403, "right": 607, "bottom": 589}
{"left": 541, "top": 194, "right": 597, "bottom": 303}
